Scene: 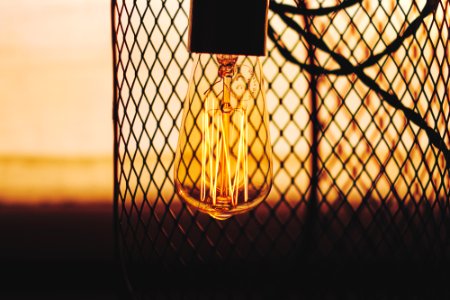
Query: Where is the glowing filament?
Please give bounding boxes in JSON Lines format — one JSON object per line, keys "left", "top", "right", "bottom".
{"left": 201, "top": 106, "right": 248, "bottom": 208}
{"left": 174, "top": 54, "right": 272, "bottom": 220}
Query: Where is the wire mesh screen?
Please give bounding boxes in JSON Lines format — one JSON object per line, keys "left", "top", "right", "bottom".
{"left": 112, "top": 0, "right": 450, "bottom": 297}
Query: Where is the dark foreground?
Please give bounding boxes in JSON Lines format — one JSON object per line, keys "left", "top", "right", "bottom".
{"left": 0, "top": 203, "right": 449, "bottom": 299}
{"left": 0, "top": 203, "right": 121, "bottom": 299}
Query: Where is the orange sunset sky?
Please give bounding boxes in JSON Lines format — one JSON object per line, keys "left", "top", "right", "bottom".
{"left": 0, "top": 0, "right": 113, "bottom": 204}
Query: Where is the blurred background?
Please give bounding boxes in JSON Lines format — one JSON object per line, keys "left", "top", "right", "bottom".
{"left": 0, "top": 0, "right": 112, "bottom": 203}
{"left": 0, "top": 0, "right": 119, "bottom": 298}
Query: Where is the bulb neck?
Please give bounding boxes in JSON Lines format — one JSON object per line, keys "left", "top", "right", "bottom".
{"left": 217, "top": 54, "right": 237, "bottom": 78}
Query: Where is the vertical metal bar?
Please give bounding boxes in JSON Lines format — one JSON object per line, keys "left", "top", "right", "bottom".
{"left": 110, "top": 0, "right": 119, "bottom": 267}
{"left": 294, "top": 2, "right": 319, "bottom": 260}
{"left": 111, "top": 0, "right": 133, "bottom": 298}
{"left": 308, "top": 12, "right": 319, "bottom": 248}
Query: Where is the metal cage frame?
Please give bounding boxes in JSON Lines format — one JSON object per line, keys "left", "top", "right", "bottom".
{"left": 112, "top": 0, "right": 450, "bottom": 298}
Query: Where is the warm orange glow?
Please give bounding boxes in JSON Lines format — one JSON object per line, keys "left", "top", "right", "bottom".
{"left": 114, "top": 0, "right": 449, "bottom": 213}
{"left": 264, "top": 0, "right": 449, "bottom": 206}
{"left": 201, "top": 107, "right": 249, "bottom": 207}
{"left": 0, "top": 156, "right": 112, "bottom": 205}
{"left": 4, "top": 0, "right": 446, "bottom": 206}
{"left": 0, "top": 1, "right": 113, "bottom": 204}
{"left": 174, "top": 54, "right": 273, "bottom": 220}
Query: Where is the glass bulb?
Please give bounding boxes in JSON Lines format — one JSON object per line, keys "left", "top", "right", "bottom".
{"left": 174, "top": 54, "right": 273, "bottom": 220}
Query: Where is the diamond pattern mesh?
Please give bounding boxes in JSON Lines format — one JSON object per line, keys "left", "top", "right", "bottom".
{"left": 112, "top": 0, "right": 450, "bottom": 297}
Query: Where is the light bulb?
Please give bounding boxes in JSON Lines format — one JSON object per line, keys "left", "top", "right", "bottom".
{"left": 174, "top": 53, "right": 273, "bottom": 220}
{"left": 174, "top": 0, "right": 272, "bottom": 220}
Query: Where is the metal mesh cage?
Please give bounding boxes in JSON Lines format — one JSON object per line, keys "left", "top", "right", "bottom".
{"left": 112, "top": 0, "right": 450, "bottom": 297}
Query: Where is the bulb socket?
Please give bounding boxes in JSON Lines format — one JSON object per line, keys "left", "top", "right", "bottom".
{"left": 188, "top": 0, "right": 269, "bottom": 56}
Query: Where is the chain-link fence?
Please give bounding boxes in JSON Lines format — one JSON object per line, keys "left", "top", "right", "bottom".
{"left": 112, "top": 0, "right": 450, "bottom": 298}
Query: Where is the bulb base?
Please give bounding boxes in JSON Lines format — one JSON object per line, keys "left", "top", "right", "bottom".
{"left": 188, "top": 0, "right": 269, "bottom": 56}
